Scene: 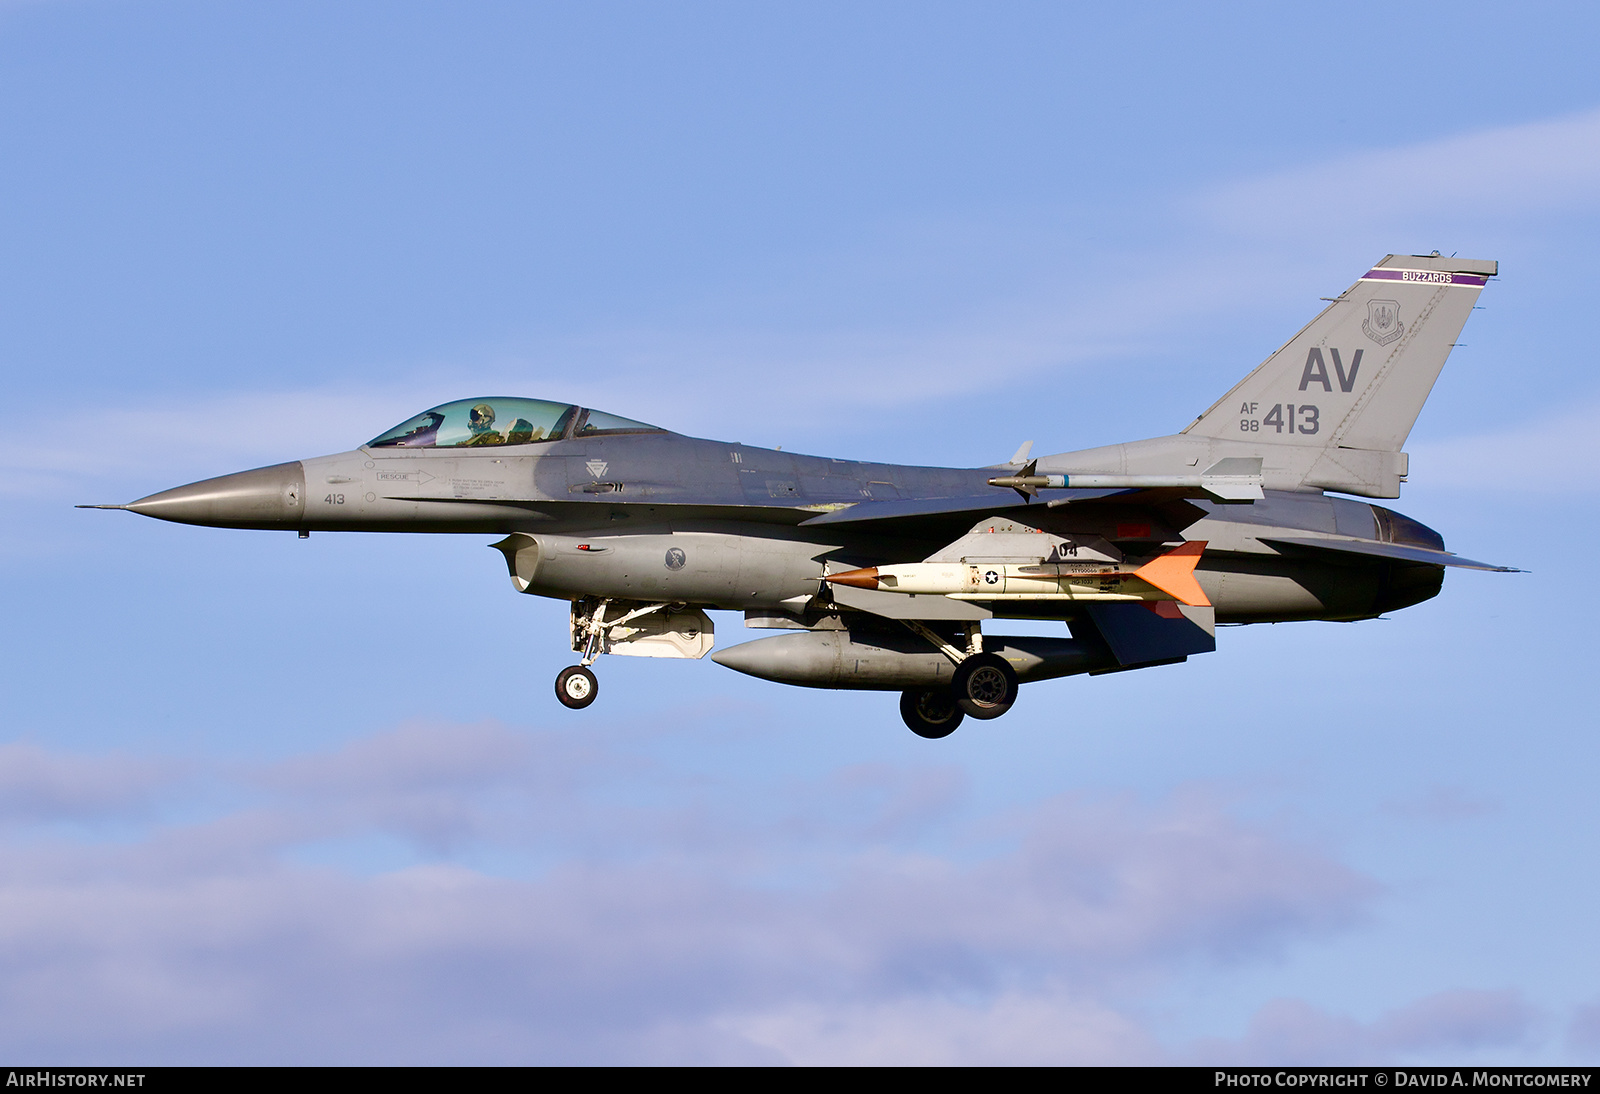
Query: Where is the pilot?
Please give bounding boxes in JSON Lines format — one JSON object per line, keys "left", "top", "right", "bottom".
{"left": 462, "top": 403, "right": 504, "bottom": 446}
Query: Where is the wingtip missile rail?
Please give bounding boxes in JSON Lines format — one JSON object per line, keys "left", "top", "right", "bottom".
{"left": 988, "top": 458, "right": 1264, "bottom": 503}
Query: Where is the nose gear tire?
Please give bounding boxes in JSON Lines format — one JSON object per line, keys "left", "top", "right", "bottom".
{"left": 556, "top": 665, "right": 599, "bottom": 709}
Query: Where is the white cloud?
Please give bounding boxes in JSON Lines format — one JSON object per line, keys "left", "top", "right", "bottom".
{"left": 731, "top": 987, "right": 1543, "bottom": 1067}
{"left": 723, "top": 991, "right": 1160, "bottom": 1066}
{"left": 0, "top": 718, "right": 1561, "bottom": 1064}
{"left": 1408, "top": 400, "right": 1600, "bottom": 493}
{"left": 0, "top": 387, "right": 430, "bottom": 502}
{"left": 1205, "top": 106, "right": 1600, "bottom": 236}
{"left": 0, "top": 742, "right": 179, "bottom": 827}
{"left": 0, "top": 724, "right": 1378, "bottom": 1063}
{"left": 1568, "top": 1001, "right": 1600, "bottom": 1053}
{"left": 1188, "top": 990, "right": 1538, "bottom": 1065}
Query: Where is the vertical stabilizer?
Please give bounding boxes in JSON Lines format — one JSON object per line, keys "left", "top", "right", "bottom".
{"left": 1183, "top": 254, "right": 1495, "bottom": 495}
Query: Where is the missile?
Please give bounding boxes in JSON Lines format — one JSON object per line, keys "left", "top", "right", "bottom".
{"left": 826, "top": 541, "right": 1210, "bottom": 607}
{"left": 987, "top": 458, "right": 1263, "bottom": 502}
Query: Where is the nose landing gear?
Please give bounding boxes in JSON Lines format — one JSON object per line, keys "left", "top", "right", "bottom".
{"left": 555, "top": 665, "right": 599, "bottom": 709}
{"left": 557, "top": 597, "right": 707, "bottom": 711}
{"left": 555, "top": 598, "right": 611, "bottom": 710}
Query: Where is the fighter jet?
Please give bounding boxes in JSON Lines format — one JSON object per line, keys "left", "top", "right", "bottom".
{"left": 84, "top": 254, "right": 1517, "bottom": 737}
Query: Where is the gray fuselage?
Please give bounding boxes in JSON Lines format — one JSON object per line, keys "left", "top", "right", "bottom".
{"left": 121, "top": 430, "right": 1446, "bottom": 626}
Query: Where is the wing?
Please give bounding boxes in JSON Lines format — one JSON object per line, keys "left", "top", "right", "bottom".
{"left": 794, "top": 489, "right": 1131, "bottom": 526}
{"left": 1258, "top": 536, "right": 1522, "bottom": 572}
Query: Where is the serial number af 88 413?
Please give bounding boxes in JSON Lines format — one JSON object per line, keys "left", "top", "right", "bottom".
{"left": 1238, "top": 402, "right": 1319, "bottom": 435}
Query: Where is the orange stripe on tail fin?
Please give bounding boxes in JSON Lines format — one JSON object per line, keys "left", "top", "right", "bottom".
{"left": 1132, "top": 541, "right": 1210, "bottom": 607}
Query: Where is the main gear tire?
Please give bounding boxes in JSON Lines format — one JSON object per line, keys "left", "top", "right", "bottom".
{"left": 555, "top": 665, "right": 599, "bottom": 709}
{"left": 899, "top": 688, "right": 965, "bottom": 739}
{"left": 951, "top": 653, "right": 1018, "bottom": 720}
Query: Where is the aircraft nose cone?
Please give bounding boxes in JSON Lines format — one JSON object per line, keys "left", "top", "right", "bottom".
{"left": 123, "top": 462, "right": 306, "bottom": 529}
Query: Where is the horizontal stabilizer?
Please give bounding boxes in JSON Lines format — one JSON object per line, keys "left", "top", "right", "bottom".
{"left": 1077, "top": 603, "right": 1216, "bottom": 667}
{"left": 1259, "top": 536, "right": 1522, "bottom": 572}
{"left": 1199, "top": 458, "right": 1264, "bottom": 502}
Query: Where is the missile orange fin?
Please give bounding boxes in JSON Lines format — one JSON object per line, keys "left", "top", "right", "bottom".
{"left": 1132, "top": 540, "right": 1210, "bottom": 607}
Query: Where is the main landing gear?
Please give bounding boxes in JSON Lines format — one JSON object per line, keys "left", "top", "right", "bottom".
{"left": 896, "top": 621, "right": 1020, "bottom": 738}
{"left": 899, "top": 689, "right": 964, "bottom": 738}
{"left": 951, "top": 653, "right": 1019, "bottom": 719}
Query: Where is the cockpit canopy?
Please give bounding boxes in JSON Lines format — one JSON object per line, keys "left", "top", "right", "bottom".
{"left": 368, "top": 398, "right": 664, "bottom": 449}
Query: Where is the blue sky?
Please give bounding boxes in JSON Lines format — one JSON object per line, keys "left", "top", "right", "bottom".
{"left": 1, "top": 0, "right": 1598, "bottom": 1064}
